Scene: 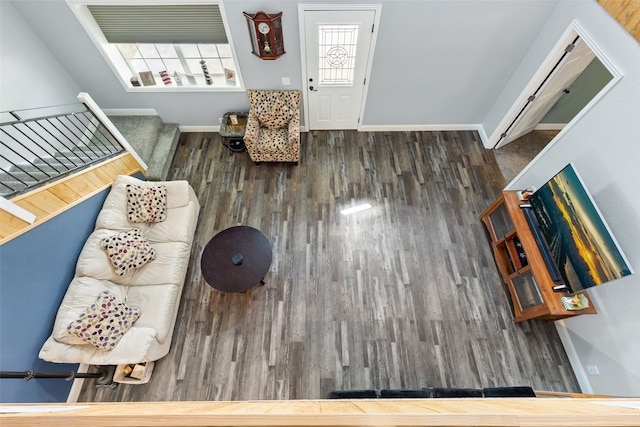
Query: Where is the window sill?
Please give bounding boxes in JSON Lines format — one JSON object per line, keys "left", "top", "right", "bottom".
{"left": 123, "top": 85, "right": 245, "bottom": 93}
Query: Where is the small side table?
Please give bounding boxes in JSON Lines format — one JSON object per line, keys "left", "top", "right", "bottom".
{"left": 220, "top": 112, "right": 249, "bottom": 153}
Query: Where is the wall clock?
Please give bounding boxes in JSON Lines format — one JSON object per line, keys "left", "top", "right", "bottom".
{"left": 243, "top": 11, "right": 285, "bottom": 60}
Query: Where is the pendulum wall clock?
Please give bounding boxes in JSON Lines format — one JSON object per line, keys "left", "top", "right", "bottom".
{"left": 243, "top": 11, "right": 285, "bottom": 60}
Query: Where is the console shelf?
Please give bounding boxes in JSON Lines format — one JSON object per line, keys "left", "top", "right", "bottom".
{"left": 480, "top": 190, "right": 597, "bottom": 322}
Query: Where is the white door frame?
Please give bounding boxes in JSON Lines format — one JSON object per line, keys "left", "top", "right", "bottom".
{"left": 487, "top": 20, "right": 622, "bottom": 150}
{"left": 298, "top": 4, "right": 382, "bottom": 131}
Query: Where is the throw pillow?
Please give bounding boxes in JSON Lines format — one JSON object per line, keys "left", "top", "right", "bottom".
{"left": 126, "top": 184, "right": 167, "bottom": 223}
{"left": 100, "top": 229, "right": 157, "bottom": 275}
{"left": 67, "top": 291, "right": 140, "bottom": 351}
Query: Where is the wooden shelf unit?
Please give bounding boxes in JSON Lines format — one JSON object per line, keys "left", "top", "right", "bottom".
{"left": 480, "top": 190, "right": 597, "bottom": 322}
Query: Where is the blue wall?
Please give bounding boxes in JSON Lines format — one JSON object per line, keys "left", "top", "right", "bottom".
{"left": 0, "top": 189, "right": 109, "bottom": 403}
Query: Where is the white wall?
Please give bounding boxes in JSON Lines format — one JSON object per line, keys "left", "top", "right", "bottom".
{"left": 488, "top": 1, "right": 640, "bottom": 397}
{"left": 0, "top": 1, "right": 80, "bottom": 112}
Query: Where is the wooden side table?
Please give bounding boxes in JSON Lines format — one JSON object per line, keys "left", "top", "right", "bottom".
{"left": 220, "top": 112, "right": 249, "bottom": 152}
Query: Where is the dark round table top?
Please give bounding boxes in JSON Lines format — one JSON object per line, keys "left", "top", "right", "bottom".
{"left": 200, "top": 226, "right": 272, "bottom": 293}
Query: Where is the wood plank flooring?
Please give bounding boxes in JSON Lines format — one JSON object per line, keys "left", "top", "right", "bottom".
{"left": 78, "top": 130, "right": 580, "bottom": 402}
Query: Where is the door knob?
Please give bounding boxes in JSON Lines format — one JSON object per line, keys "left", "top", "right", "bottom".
{"left": 309, "top": 86, "right": 317, "bottom": 92}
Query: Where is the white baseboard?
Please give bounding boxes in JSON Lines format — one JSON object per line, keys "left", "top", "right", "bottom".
{"left": 535, "top": 123, "right": 566, "bottom": 130}
{"left": 103, "top": 108, "right": 159, "bottom": 116}
{"left": 178, "top": 125, "right": 220, "bottom": 133}
{"left": 555, "top": 320, "right": 593, "bottom": 394}
{"left": 358, "top": 124, "right": 488, "bottom": 145}
{"left": 66, "top": 363, "right": 90, "bottom": 403}
{"left": 175, "top": 124, "right": 486, "bottom": 143}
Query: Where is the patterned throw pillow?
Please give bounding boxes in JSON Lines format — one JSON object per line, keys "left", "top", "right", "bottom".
{"left": 67, "top": 291, "right": 140, "bottom": 351}
{"left": 126, "top": 184, "right": 167, "bottom": 223}
{"left": 100, "top": 229, "right": 157, "bottom": 275}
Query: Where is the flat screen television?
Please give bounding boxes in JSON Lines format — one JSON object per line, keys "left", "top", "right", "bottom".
{"left": 528, "top": 163, "right": 632, "bottom": 292}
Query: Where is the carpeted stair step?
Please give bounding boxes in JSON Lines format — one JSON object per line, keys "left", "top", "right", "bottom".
{"left": 107, "top": 115, "right": 179, "bottom": 181}
{"left": 107, "top": 115, "right": 163, "bottom": 164}
{"left": 9, "top": 162, "right": 60, "bottom": 175}
{"left": 145, "top": 123, "right": 180, "bottom": 181}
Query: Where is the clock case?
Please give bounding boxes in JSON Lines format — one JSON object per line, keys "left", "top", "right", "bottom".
{"left": 243, "top": 11, "right": 285, "bottom": 60}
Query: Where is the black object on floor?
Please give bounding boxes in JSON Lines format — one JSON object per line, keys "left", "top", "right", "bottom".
{"left": 329, "top": 389, "right": 378, "bottom": 399}
{"left": 483, "top": 386, "right": 536, "bottom": 397}
{"left": 380, "top": 389, "right": 431, "bottom": 398}
{"left": 432, "top": 387, "right": 483, "bottom": 398}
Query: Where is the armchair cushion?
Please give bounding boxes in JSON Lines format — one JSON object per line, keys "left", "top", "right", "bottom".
{"left": 256, "top": 99, "right": 295, "bottom": 130}
{"left": 256, "top": 128, "right": 290, "bottom": 155}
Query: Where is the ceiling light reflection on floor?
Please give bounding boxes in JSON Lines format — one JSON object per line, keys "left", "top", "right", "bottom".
{"left": 340, "top": 203, "right": 372, "bottom": 215}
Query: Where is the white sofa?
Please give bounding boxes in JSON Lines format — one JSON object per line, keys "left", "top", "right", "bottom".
{"left": 39, "top": 175, "right": 199, "bottom": 365}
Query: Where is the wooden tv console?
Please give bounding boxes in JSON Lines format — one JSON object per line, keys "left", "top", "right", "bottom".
{"left": 480, "top": 190, "right": 597, "bottom": 322}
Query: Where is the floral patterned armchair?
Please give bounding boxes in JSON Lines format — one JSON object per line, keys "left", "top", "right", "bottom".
{"left": 243, "top": 90, "right": 300, "bottom": 164}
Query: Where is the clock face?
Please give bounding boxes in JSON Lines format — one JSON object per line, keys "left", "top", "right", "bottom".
{"left": 258, "top": 22, "right": 270, "bottom": 34}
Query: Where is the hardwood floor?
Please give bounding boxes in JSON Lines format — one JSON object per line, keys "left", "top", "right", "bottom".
{"left": 78, "top": 130, "right": 580, "bottom": 402}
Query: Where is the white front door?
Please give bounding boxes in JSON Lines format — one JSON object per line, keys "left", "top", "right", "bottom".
{"left": 301, "top": 7, "right": 378, "bottom": 130}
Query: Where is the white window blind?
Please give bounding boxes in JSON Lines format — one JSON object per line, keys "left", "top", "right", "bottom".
{"left": 87, "top": 4, "right": 228, "bottom": 44}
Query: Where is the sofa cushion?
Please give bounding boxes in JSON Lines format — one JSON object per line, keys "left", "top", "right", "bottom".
{"left": 126, "top": 284, "right": 181, "bottom": 343}
{"left": 126, "top": 183, "right": 167, "bottom": 223}
{"left": 75, "top": 229, "right": 130, "bottom": 284}
{"left": 100, "top": 229, "right": 157, "bottom": 276}
{"left": 67, "top": 291, "right": 140, "bottom": 351}
{"left": 53, "top": 277, "right": 128, "bottom": 345}
{"left": 96, "top": 175, "right": 192, "bottom": 230}
{"left": 144, "top": 202, "right": 199, "bottom": 244}
{"left": 77, "top": 232, "right": 192, "bottom": 287}
{"left": 127, "top": 242, "right": 192, "bottom": 287}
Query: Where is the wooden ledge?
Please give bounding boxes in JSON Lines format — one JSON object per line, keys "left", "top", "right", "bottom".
{"left": 1, "top": 398, "right": 640, "bottom": 426}
{"left": 0, "top": 153, "right": 143, "bottom": 245}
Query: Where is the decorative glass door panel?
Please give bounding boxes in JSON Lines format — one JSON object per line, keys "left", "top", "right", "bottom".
{"left": 318, "top": 25, "right": 358, "bottom": 86}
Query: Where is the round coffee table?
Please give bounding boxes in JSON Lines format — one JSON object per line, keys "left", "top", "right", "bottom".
{"left": 200, "top": 226, "right": 272, "bottom": 293}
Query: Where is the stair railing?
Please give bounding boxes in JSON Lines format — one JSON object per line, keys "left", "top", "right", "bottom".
{"left": 0, "top": 93, "right": 146, "bottom": 199}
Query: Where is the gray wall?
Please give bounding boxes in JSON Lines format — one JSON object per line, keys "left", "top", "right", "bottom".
{"left": 488, "top": 1, "right": 640, "bottom": 396}
{"left": 11, "top": 0, "right": 558, "bottom": 127}
{"left": 0, "top": 1, "right": 80, "bottom": 112}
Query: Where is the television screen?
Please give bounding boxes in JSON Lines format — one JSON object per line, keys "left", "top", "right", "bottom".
{"left": 529, "top": 164, "right": 632, "bottom": 291}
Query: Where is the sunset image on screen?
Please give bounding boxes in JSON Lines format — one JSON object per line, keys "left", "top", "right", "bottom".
{"left": 530, "top": 165, "right": 632, "bottom": 291}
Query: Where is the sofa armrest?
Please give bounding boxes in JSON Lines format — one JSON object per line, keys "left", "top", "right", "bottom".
{"left": 40, "top": 326, "right": 159, "bottom": 365}
{"left": 243, "top": 113, "right": 260, "bottom": 147}
{"left": 288, "top": 111, "right": 300, "bottom": 161}
{"left": 288, "top": 111, "right": 300, "bottom": 144}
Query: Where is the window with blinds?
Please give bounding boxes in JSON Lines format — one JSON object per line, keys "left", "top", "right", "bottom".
{"left": 69, "top": 1, "right": 241, "bottom": 90}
